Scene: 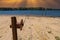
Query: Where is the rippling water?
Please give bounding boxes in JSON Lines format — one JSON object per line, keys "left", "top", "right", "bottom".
{"left": 0, "top": 10, "right": 60, "bottom": 16}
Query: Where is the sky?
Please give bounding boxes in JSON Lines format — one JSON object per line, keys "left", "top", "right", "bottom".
{"left": 0, "top": 0, "right": 60, "bottom": 9}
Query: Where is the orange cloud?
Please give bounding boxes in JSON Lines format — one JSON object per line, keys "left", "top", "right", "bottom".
{"left": 0, "top": 0, "right": 60, "bottom": 8}
{"left": 0, "top": 0, "right": 23, "bottom": 8}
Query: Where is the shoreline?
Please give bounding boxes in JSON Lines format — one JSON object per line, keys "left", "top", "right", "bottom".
{"left": 0, "top": 14, "right": 60, "bottom": 18}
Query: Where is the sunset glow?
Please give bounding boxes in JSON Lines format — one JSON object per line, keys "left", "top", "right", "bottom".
{"left": 5, "top": 0, "right": 17, "bottom": 3}
{"left": 2, "top": 0, "right": 23, "bottom": 3}
{"left": 26, "top": 0, "right": 39, "bottom": 7}
{"left": 0, "top": 0, "right": 60, "bottom": 8}
{"left": 31, "top": 0, "right": 40, "bottom": 7}
{"left": 0, "top": 0, "right": 23, "bottom": 8}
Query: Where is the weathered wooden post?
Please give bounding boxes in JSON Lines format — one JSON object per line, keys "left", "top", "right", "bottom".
{"left": 10, "top": 17, "right": 18, "bottom": 40}
{"left": 10, "top": 16, "right": 24, "bottom": 40}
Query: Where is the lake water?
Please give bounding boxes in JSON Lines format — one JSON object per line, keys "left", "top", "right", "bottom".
{"left": 0, "top": 10, "right": 60, "bottom": 16}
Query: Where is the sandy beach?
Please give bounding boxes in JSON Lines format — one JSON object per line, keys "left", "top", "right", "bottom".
{"left": 0, "top": 15, "right": 60, "bottom": 40}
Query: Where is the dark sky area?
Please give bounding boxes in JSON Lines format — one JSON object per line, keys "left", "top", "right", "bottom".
{"left": 0, "top": 0, "right": 60, "bottom": 9}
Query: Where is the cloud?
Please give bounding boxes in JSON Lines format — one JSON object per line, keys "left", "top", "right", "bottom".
{"left": 0, "top": 0, "right": 60, "bottom": 9}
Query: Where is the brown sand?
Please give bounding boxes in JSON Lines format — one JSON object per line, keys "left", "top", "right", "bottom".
{"left": 0, "top": 15, "right": 60, "bottom": 40}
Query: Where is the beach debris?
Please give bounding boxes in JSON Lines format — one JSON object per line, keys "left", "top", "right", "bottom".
{"left": 19, "top": 37, "right": 22, "bottom": 40}
{"left": 55, "top": 36, "right": 60, "bottom": 40}
{"left": 0, "top": 36, "right": 2, "bottom": 38}
{"left": 48, "top": 31, "right": 52, "bottom": 33}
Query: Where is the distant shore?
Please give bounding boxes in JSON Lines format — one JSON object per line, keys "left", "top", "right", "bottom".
{"left": 0, "top": 7, "right": 60, "bottom": 11}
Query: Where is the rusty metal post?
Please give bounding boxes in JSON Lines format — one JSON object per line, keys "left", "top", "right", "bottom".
{"left": 11, "top": 17, "right": 18, "bottom": 40}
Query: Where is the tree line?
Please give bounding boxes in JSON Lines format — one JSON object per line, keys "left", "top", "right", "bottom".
{"left": 0, "top": 7, "right": 60, "bottom": 10}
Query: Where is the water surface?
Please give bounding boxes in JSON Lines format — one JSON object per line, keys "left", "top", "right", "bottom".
{"left": 0, "top": 10, "right": 60, "bottom": 16}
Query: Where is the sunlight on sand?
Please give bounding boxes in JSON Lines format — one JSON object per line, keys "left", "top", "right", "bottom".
{"left": 0, "top": 15, "right": 60, "bottom": 40}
